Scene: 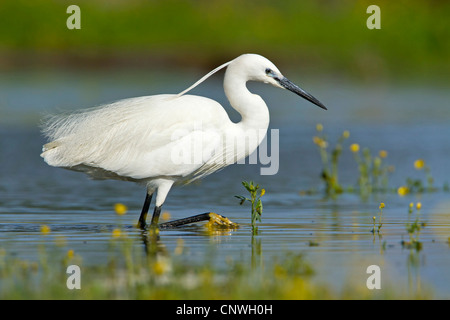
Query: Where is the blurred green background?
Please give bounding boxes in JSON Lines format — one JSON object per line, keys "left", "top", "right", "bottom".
{"left": 0, "top": 0, "right": 449, "bottom": 81}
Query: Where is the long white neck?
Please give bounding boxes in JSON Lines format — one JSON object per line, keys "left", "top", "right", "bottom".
{"left": 223, "top": 64, "right": 270, "bottom": 161}
{"left": 223, "top": 66, "right": 270, "bottom": 132}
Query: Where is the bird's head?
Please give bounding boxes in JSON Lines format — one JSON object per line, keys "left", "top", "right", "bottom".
{"left": 231, "top": 53, "right": 327, "bottom": 110}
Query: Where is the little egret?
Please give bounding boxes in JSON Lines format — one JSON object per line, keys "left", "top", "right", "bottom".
{"left": 41, "top": 54, "right": 327, "bottom": 229}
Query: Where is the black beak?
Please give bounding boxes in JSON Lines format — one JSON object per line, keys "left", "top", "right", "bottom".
{"left": 278, "top": 77, "right": 327, "bottom": 110}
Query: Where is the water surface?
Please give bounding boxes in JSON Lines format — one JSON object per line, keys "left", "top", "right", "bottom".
{"left": 1, "top": 69, "right": 450, "bottom": 297}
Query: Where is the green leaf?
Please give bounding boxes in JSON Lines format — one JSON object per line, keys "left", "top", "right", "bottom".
{"left": 242, "top": 181, "right": 252, "bottom": 192}
{"left": 256, "top": 199, "right": 263, "bottom": 215}
{"left": 234, "top": 195, "right": 247, "bottom": 205}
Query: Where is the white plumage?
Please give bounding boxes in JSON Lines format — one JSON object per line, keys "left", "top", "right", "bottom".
{"left": 41, "top": 53, "right": 326, "bottom": 228}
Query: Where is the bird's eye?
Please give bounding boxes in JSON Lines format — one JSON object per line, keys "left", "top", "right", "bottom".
{"left": 265, "top": 68, "right": 273, "bottom": 75}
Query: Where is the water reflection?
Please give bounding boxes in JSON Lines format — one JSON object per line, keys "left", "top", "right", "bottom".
{"left": 407, "top": 250, "right": 423, "bottom": 296}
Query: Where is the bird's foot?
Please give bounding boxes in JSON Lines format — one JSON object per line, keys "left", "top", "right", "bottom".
{"left": 205, "top": 212, "right": 239, "bottom": 229}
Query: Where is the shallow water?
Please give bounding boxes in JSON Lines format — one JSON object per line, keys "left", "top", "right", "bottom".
{"left": 1, "top": 69, "right": 450, "bottom": 298}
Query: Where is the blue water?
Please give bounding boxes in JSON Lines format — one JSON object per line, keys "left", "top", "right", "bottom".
{"left": 1, "top": 69, "right": 450, "bottom": 297}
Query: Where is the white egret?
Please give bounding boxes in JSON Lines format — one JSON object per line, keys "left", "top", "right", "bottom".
{"left": 41, "top": 54, "right": 327, "bottom": 229}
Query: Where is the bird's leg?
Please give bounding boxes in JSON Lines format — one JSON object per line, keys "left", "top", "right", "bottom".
{"left": 158, "top": 213, "right": 212, "bottom": 228}
{"left": 137, "top": 192, "right": 152, "bottom": 229}
{"left": 150, "top": 205, "right": 162, "bottom": 227}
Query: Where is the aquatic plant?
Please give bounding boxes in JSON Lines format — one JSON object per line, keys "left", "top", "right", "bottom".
{"left": 309, "top": 124, "right": 447, "bottom": 199}
{"left": 372, "top": 203, "right": 385, "bottom": 234}
{"left": 405, "top": 159, "right": 436, "bottom": 193}
{"left": 235, "top": 181, "right": 264, "bottom": 234}
{"left": 402, "top": 202, "right": 426, "bottom": 251}
{"left": 311, "top": 124, "right": 394, "bottom": 198}
{"left": 350, "top": 145, "right": 393, "bottom": 199}
{"left": 313, "top": 124, "right": 349, "bottom": 197}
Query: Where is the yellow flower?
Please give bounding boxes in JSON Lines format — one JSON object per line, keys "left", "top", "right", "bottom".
{"left": 114, "top": 203, "right": 127, "bottom": 215}
{"left": 409, "top": 202, "right": 414, "bottom": 208}
{"left": 416, "top": 202, "right": 422, "bottom": 210}
{"left": 379, "top": 203, "right": 385, "bottom": 209}
{"left": 152, "top": 259, "right": 170, "bottom": 275}
{"left": 260, "top": 188, "right": 266, "bottom": 196}
{"left": 161, "top": 211, "right": 171, "bottom": 221}
{"left": 67, "top": 249, "right": 75, "bottom": 259}
{"left": 342, "top": 130, "right": 350, "bottom": 139}
{"left": 313, "top": 136, "right": 328, "bottom": 148}
{"left": 379, "top": 150, "right": 388, "bottom": 158}
{"left": 112, "top": 228, "right": 122, "bottom": 238}
{"left": 316, "top": 123, "right": 323, "bottom": 132}
{"left": 350, "top": 143, "right": 360, "bottom": 153}
{"left": 397, "top": 186, "right": 409, "bottom": 196}
{"left": 40, "top": 225, "right": 51, "bottom": 235}
{"left": 414, "top": 159, "right": 425, "bottom": 170}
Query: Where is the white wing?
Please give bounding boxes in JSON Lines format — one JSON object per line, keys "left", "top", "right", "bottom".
{"left": 41, "top": 94, "right": 232, "bottom": 182}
